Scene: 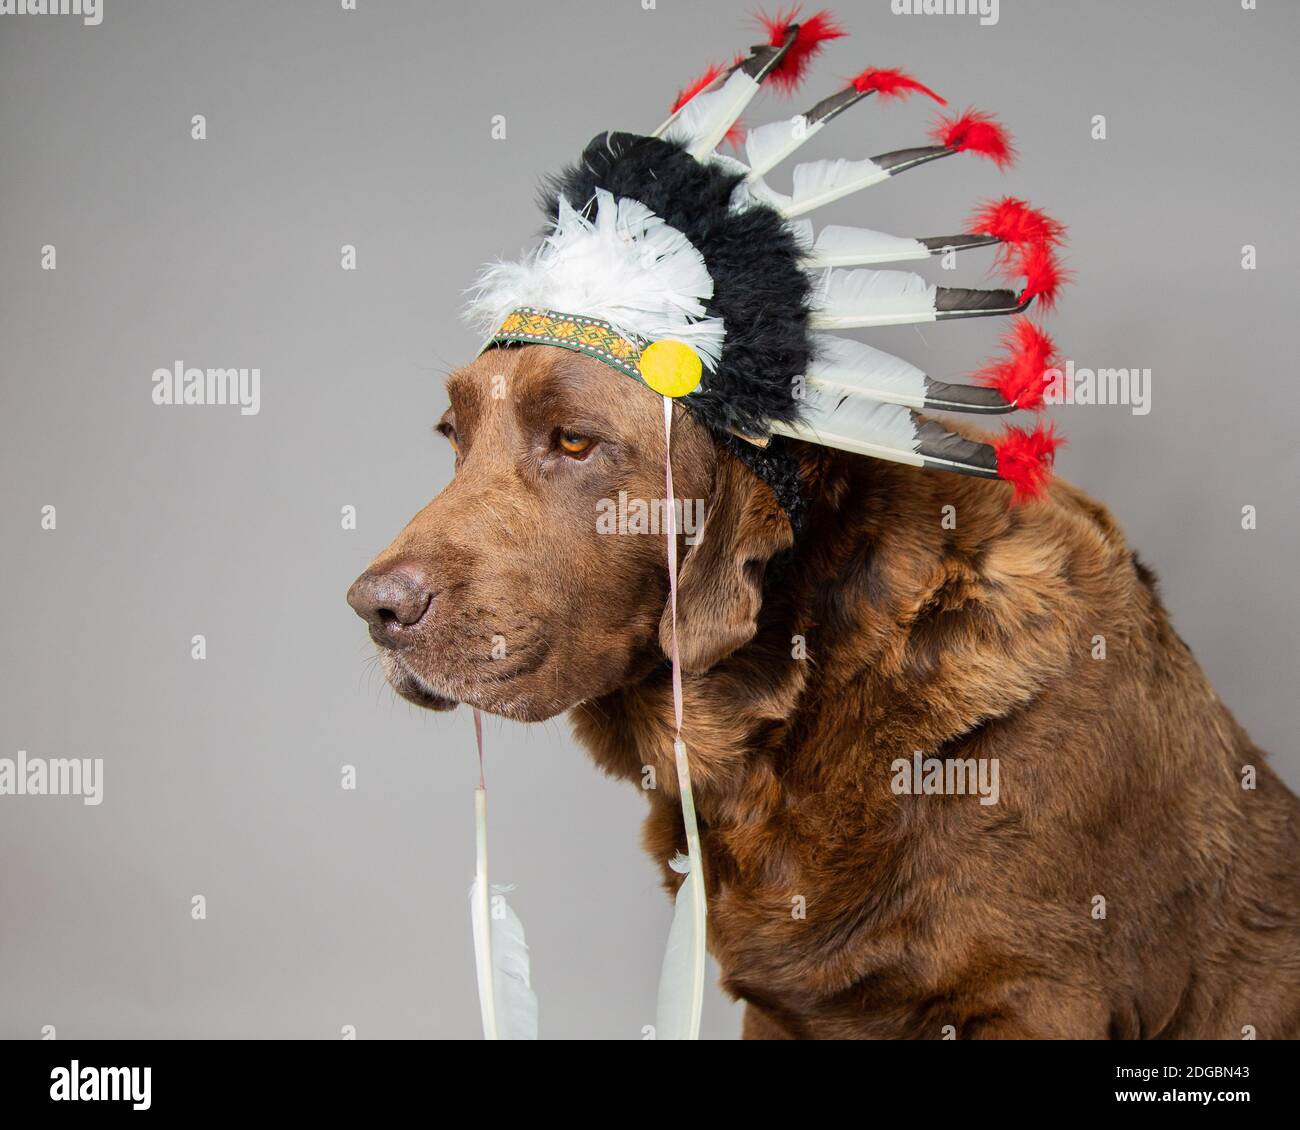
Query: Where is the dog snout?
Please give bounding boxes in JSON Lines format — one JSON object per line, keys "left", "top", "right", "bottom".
{"left": 347, "top": 566, "right": 433, "bottom": 648}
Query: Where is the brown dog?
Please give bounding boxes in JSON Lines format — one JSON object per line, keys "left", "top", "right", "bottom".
{"left": 348, "top": 344, "right": 1300, "bottom": 1039}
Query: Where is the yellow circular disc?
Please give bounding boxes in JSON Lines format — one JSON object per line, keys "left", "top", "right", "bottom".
{"left": 638, "top": 339, "right": 702, "bottom": 398}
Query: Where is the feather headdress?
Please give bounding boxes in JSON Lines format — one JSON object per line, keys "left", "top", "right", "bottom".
{"left": 466, "top": 7, "right": 1069, "bottom": 500}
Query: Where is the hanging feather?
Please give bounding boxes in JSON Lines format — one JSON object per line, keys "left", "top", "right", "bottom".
{"left": 744, "top": 65, "right": 942, "bottom": 180}
{"left": 655, "top": 838, "right": 707, "bottom": 1040}
{"left": 974, "top": 318, "right": 1062, "bottom": 410}
{"left": 757, "top": 7, "right": 847, "bottom": 94}
{"left": 469, "top": 787, "right": 540, "bottom": 1041}
{"left": 466, "top": 189, "right": 726, "bottom": 367}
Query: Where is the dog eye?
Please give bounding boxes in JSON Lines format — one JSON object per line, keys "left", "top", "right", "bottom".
{"left": 557, "top": 430, "right": 593, "bottom": 457}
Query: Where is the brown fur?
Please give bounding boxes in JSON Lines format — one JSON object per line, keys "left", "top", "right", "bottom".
{"left": 350, "top": 346, "right": 1300, "bottom": 1039}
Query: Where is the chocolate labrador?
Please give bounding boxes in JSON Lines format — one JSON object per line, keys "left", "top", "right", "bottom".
{"left": 348, "top": 343, "right": 1300, "bottom": 1039}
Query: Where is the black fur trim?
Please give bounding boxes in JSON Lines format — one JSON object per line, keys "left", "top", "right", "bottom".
{"left": 719, "top": 434, "right": 806, "bottom": 539}
{"left": 541, "top": 132, "right": 812, "bottom": 440}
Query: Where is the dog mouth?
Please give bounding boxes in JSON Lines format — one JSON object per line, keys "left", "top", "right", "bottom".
{"left": 383, "top": 654, "right": 459, "bottom": 712}
{"left": 378, "top": 645, "right": 571, "bottom": 723}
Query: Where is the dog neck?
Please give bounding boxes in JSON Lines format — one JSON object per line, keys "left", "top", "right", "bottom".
{"left": 572, "top": 446, "right": 1091, "bottom": 811}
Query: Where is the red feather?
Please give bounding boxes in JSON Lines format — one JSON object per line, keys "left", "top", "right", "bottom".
{"left": 973, "top": 318, "right": 1061, "bottom": 410}
{"left": 849, "top": 67, "right": 945, "bottom": 104}
{"left": 672, "top": 64, "right": 726, "bottom": 113}
{"left": 994, "top": 422, "right": 1062, "bottom": 502}
{"left": 672, "top": 63, "right": 747, "bottom": 148}
{"left": 1012, "top": 241, "right": 1068, "bottom": 310}
{"left": 758, "top": 7, "right": 847, "bottom": 94}
{"left": 931, "top": 108, "right": 1016, "bottom": 168}
{"left": 967, "top": 197, "right": 1066, "bottom": 250}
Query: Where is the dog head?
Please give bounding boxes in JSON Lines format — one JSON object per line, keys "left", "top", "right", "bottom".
{"left": 347, "top": 345, "right": 794, "bottom": 721}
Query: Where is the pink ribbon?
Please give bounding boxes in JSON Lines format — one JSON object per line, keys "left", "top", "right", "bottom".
{"left": 663, "top": 397, "right": 684, "bottom": 739}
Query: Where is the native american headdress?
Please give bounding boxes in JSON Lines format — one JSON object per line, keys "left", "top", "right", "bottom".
{"left": 467, "top": 7, "right": 1068, "bottom": 508}
{"left": 461, "top": 8, "right": 1070, "bottom": 1041}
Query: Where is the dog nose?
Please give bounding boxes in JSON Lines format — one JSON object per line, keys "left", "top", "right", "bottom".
{"left": 347, "top": 567, "right": 433, "bottom": 647}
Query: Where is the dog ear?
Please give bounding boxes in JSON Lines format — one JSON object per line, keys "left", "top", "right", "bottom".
{"left": 660, "top": 452, "right": 795, "bottom": 674}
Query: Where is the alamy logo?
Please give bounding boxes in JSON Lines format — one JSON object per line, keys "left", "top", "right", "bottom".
{"left": 152, "top": 361, "right": 261, "bottom": 416}
{"left": 891, "top": 0, "right": 999, "bottom": 27}
{"left": 1044, "top": 360, "right": 1152, "bottom": 416}
{"left": 0, "top": 0, "right": 102, "bottom": 25}
{"left": 891, "top": 751, "right": 1000, "bottom": 806}
{"left": 595, "top": 492, "right": 705, "bottom": 545}
{"left": 50, "top": 1061, "right": 150, "bottom": 1110}
{"left": 0, "top": 750, "right": 103, "bottom": 806}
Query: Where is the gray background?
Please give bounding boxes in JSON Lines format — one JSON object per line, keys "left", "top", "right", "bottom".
{"left": 1, "top": 0, "right": 1296, "bottom": 1040}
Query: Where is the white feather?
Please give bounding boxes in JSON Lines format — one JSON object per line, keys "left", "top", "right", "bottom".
{"left": 470, "top": 788, "right": 539, "bottom": 1041}
{"left": 655, "top": 851, "right": 704, "bottom": 1040}
{"left": 466, "top": 189, "right": 725, "bottom": 367}
{"left": 654, "top": 740, "right": 707, "bottom": 1041}
{"left": 780, "top": 156, "right": 891, "bottom": 217}
{"left": 809, "top": 267, "right": 938, "bottom": 328}
{"left": 729, "top": 173, "right": 792, "bottom": 214}
{"left": 744, "top": 115, "right": 825, "bottom": 178}
{"left": 772, "top": 384, "right": 924, "bottom": 464}
{"left": 808, "top": 333, "right": 928, "bottom": 408}
{"left": 805, "top": 224, "right": 930, "bottom": 268}
{"left": 660, "top": 69, "right": 762, "bottom": 158}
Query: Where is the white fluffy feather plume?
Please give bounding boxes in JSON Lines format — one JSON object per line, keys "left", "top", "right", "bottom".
{"left": 467, "top": 189, "right": 725, "bottom": 367}
{"left": 809, "top": 267, "right": 939, "bottom": 328}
